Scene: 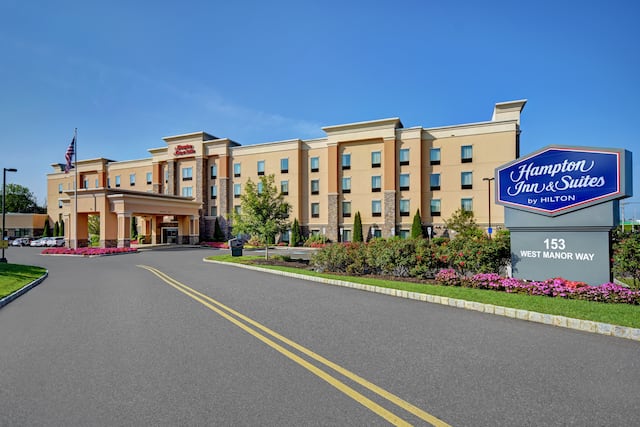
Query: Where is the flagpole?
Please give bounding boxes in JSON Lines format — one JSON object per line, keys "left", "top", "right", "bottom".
{"left": 73, "top": 128, "right": 78, "bottom": 250}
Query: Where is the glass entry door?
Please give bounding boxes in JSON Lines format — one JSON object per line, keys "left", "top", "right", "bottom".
{"left": 162, "top": 227, "right": 178, "bottom": 244}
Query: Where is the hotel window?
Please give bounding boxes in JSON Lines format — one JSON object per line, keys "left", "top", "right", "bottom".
{"left": 82, "top": 179, "right": 88, "bottom": 189}
{"left": 210, "top": 206, "right": 218, "bottom": 217}
{"left": 234, "top": 183, "right": 241, "bottom": 198}
{"left": 430, "top": 148, "right": 441, "bottom": 165}
{"left": 399, "top": 230, "right": 410, "bottom": 239}
{"left": 234, "top": 163, "right": 241, "bottom": 177}
{"left": 342, "top": 201, "right": 351, "bottom": 218}
{"left": 58, "top": 199, "right": 63, "bottom": 208}
{"left": 164, "top": 170, "right": 168, "bottom": 183}
{"left": 399, "top": 148, "right": 410, "bottom": 166}
{"left": 234, "top": 205, "right": 241, "bottom": 215}
{"left": 342, "top": 177, "right": 351, "bottom": 193}
{"left": 461, "top": 198, "right": 473, "bottom": 212}
{"left": 280, "top": 158, "right": 289, "bottom": 174}
{"left": 281, "top": 180, "right": 289, "bottom": 195}
{"left": 211, "top": 185, "right": 217, "bottom": 199}
{"left": 257, "top": 160, "right": 265, "bottom": 176}
{"left": 107, "top": 178, "right": 111, "bottom": 188}
{"left": 130, "top": 173, "right": 136, "bottom": 186}
{"left": 342, "top": 153, "right": 351, "bottom": 170}
{"left": 182, "top": 167, "right": 193, "bottom": 181}
{"left": 373, "top": 228, "right": 382, "bottom": 238}
{"left": 257, "top": 181, "right": 263, "bottom": 194}
{"left": 400, "top": 199, "right": 410, "bottom": 216}
{"left": 371, "top": 175, "right": 381, "bottom": 192}
{"left": 58, "top": 184, "right": 63, "bottom": 193}
{"left": 461, "top": 145, "right": 473, "bottom": 163}
{"left": 94, "top": 179, "right": 98, "bottom": 188}
{"left": 115, "top": 175, "right": 121, "bottom": 187}
{"left": 342, "top": 229, "right": 352, "bottom": 242}
{"left": 146, "top": 172, "right": 152, "bottom": 184}
{"left": 211, "top": 164, "right": 217, "bottom": 179}
{"left": 430, "top": 173, "right": 441, "bottom": 191}
{"left": 431, "top": 199, "right": 441, "bottom": 216}
{"left": 311, "top": 202, "right": 320, "bottom": 218}
{"left": 311, "top": 179, "right": 320, "bottom": 195}
{"left": 371, "top": 151, "right": 381, "bottom": 168}
{"left": 182, "top": 187, "right": 193, "bottom": 197}
{"left": 399, "top": 174, "right": 410, "bottom": 191}
{"left": 310, "top": 156, "right": 319, "bottom": 172}
{"left": 461, "top": 172, "right": 473, "bottom": 189}
{"left": 372, "top": 200, "right": 382, "bottom": 217}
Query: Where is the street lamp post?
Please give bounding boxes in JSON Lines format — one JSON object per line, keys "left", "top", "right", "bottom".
{"left": 1, "top": 167, "right": 18, "bottom": 263}
{"left": 483, "top": 177, "right": 495, "bottom": 238}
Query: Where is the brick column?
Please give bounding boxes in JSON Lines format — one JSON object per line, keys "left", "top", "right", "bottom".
{"left": 326, "top": 193, "right": 339, "bottom": 242}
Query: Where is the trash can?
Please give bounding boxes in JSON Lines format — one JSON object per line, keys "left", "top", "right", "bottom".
{"left": 229, "top": 238, "right": 243, "bottom": 257}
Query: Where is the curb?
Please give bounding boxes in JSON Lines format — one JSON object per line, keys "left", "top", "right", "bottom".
{"left": 0, "top": 271, "right": 49, "bottom": 309}
{"left": 203, "top": 259, "right": 640, "bottom": 342}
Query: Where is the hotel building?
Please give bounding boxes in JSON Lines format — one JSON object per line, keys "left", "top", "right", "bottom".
{"left": 47, "top": 99, "right": 526, "bottom": 247}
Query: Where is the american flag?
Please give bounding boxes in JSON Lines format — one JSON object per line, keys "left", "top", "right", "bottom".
{"left": 64, "top": 135, "right": 75, "bottom": 173}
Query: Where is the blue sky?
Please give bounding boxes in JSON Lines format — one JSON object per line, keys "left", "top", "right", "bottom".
{"left": 1, "top": 0, "right": 639, "bottom": 216}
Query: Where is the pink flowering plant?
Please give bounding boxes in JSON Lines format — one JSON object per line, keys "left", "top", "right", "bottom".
{"left": 42, "top": 247, "right": 138, "bottom": 256}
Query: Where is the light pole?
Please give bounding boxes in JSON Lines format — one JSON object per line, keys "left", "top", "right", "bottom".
{"left": 483, "top": 177, "right": 495, "bottom": 238}
{"left": 1, "top": 167, "right": 18, "bottom": 263}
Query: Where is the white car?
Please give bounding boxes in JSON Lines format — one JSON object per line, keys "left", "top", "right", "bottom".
{"left": 11, "top": 237, "right": 31, "bottom": 246}
{"left": 47, "top": 237, "right": 65, "bottom": 247}
{"left": 30, "top": 238, "right": 48, "bottom": 247}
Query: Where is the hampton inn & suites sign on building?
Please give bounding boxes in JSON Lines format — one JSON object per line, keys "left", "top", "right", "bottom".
{"left": 496, "top": 146, "right": 632, "bottom": 285}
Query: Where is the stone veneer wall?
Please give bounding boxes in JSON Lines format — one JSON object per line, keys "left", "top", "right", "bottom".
{"left": 383, "top": 190, "right": 396, "bottom": 237}
{"left": 218, "top": 177, "right": 230, "bottom": 238}
{"left": 167, "top": 160, "right": 176, "bottom": 195}
{"left": 326, "top": 193, "right": 339, "bottom": 242}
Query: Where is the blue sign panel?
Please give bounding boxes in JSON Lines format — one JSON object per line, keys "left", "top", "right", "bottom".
{"left": 497, "top": 146, "right": 630, "bottom": 216}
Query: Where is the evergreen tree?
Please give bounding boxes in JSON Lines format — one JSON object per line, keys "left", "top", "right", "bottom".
{"left": 130, "top": 216, "right": 138, "bottom": 239}
{"left": 290, "top": 218, "right": 302, "bottom": 247}
{"left": 60, "top": 218, "right": 65, "bottom": 237}
{"left": 213, "top": 217, "right": 225, "bottom": 242}
{"left": 353, "top": 211, "right": 363, "bottom": 242}
{"left": 53, "top": 221, "right": 60, "bottom": 237}
{"left": 411, "top": 209, "right": 423, "bottom": 239}
{"left": 42, "top": 218, "right": 51, "bottom": 237}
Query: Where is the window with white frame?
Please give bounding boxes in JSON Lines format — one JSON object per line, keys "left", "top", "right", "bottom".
{"left": 311, "top": 202, "right": 320, "bottom": 218}
{"left": 182, "top": 167, "right": 193, "bottom": 181}
{"left": 430, "top": 148, "right": 441, "bottom": 165}
{"left": 371, "top": 175, "right": 381, "bottom": 192}
{"left": 430, "top": 173, "right": 441, "bottom": 190}
{"left": 372, "top": 200, "right": 382, "bottom": 217}
{"left": 399, "top": 173, "right": 410, "bottom": 191}
{"left": 371, "top": 151, "right": 381, "bottom": 168}
{"left": 257, "top": 160, "right": 265, "bottom": 176}
{"left": 342, "top": 201, "right": 351, "bottom": 217}
{"left": 233, "top": 163, "right": 241, "bottom": 177}
{"left": 461, "top": 145, "right": 473, "bottom": 163}
{"left": 210, "top": 206, "right": 217, "bottom": 216}
{"left": 342, "top": 153, "right": 351, "bottom": 170}
{"left": 461, "top": 198, "right": 473, "bottom": 212}
{"left": 280, "top": 180, "right": 289, "bottom": 195}
{"left": 400, "top": 199, "right": 410, "bottom": 216}
{"left": 146, "top": 172, "right": 152, "bottom": 184}
{"left": 211, "top": 164, "right": 217, "bottom": 179}
{"left": 461, "top": 171, "right": 473, "bottom": 189}
{"left": 399, "top": 148, "right": 410, "bottom": 165}
{"left": 257, "top": 181, "right": 263, "bottom": 194}
{"left": 211, "top": 185, "right": 217, "bottom": 199}
{"left": 431, "top": 199, "right": 441, "bottom": 216}
{"left": 130, "top": 173, "right": 136, "bottom": 186}
{"left": 310, "top": 156, "right": 319, "bottom": 172}
{"left": 311, "top": 179, "right": 319, "bottom": 195}
{"left": 58, "top": 183, "right": 63, "bottom": 193}
{"left": 182, "top": 187, "right": 193, "bottom": 197}
{"left": 280, "top": 158, "right": 289, "bottom": 173}
{"left": 342, "top": 177, "right": 351, "bottom": 193}
{"left": 115, "top": 175, "right": 121, "bottom": 187}
{"left": 234, "top": 183, "right": 241, "bottom": 198}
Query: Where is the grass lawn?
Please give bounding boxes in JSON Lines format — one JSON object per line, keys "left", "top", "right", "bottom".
{"left": 207, "top": 255, "right": 640, "bottom": 329}
{"left": 0, "top": 263, "right": 47, "bottom": 299}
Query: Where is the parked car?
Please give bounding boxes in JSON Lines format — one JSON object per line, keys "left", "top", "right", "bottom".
{"left": 30, "top": 238, "right": 48, "bottom": 247}
{"left": 47, "top": 237, "right": 65, "bottom": 247}
{"left": 11, "top": 237, "right": 31, "bottom": 246}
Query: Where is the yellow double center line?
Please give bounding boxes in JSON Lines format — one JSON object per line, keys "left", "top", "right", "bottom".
{"left": 138, "top": 264, "right": 450, "bottom": 427}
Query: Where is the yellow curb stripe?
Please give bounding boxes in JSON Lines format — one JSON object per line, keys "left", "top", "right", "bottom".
{"left": 138, "top": 265, "right": 416, "bottom": 426}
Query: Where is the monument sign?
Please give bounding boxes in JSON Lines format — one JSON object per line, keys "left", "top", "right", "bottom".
{"left": 496, "top": 145, "right": 632, "bottom": 285}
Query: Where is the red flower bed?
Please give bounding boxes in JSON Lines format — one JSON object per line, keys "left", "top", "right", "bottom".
{"left": 42, "top": 247, "right": 138, "bottom": 256}
{"left": 200, "top": 242, "right": 229, "bottom": 249}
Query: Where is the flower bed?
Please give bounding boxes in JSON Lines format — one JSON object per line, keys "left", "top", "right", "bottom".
{"left": 435, "top": 269, "right": 640, "bottom": 305}
{"left": 200, "top": 241, "right": 229, "bottom": 249}
{"left": 41, "top": 247, "right": 138, "bottom": 256}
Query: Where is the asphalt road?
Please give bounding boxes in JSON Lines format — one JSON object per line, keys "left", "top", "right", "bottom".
{"left": 1, "top": 246, "right": 638, "bottom": 426}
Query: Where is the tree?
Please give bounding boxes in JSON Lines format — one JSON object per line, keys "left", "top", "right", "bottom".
{"left": 353, "top": 211, "right": 363, "bottom": 242}
{"left": 444, "top": 208, "right": 482, "bottom": 238}
{"left": 290, "top": 218, "right": 302, "bottom": 247}
{"left": 232, "top": 174, "right": 291, "bottom": 259}
{"left": 411, "top": 209, "right": 423, "bottom": 239}
{"left": 613, "top": 233, "right": 640, "bottom": 289}
{"left": 1, "top": 184, "right": 39, "bottom": 213}
{"left": 59, "top": 218, "right": 65, "bottom": 237}
{"left": 42, "top": 218, "right": 51, "bottom": 237}
{"left": 130, "top": 216, "right": 138, "bottom": 239}
{"left": 213, "top": 217, "right": 225, "bottom": 242}
{"left": 53, "top": 221, "right": 60, "bottom": 237}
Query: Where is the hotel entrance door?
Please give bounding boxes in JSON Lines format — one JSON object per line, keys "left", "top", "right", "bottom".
{"left": 161, "top": 227, "right": 178, "bottom": 244}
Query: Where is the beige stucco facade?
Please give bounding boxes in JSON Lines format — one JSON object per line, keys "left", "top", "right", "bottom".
{"left": 47, "top": 99, "right": 526, "bottom": 245}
